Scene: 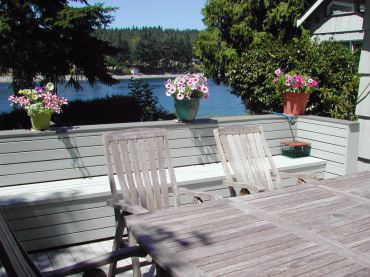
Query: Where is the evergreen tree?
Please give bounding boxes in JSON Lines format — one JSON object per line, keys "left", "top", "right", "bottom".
{"left": 194, "top": 0, "right": 315, "bottom": 83}
{"left": 194, "top": 0, "right": 359, "bottom": 120}
{"left": 0, "top": 0, "right": 118, "bottom": 92}
{"left": 128, "top": 79, "right": 168, "bottom": 121}
{"left": 95, "top": 27, "right": 199, "bottom": 74}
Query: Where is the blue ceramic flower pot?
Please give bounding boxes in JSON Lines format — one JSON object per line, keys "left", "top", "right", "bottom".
{"left": 174, "top": 98, "right": 200, "bottom": 122}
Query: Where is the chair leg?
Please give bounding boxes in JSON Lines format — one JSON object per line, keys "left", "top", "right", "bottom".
{"left": 229, "top": 186, "right": 237, "bottom": 197}
{"left": 296, "top": 177, "right": 306, "bottom": 185}
{"left": 129, "top": 228, "right": 142, "bottom": 277}
{"left": 108, "top": 210, "right": 125, "bottom": 277}
{"left": 192, "top": 196, "right": 203, "bottom": 204}
{"left": 156, "top": 264, "right": 170, "bottom": 276}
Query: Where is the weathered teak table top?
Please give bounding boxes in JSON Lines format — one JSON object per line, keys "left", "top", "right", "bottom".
{"left": 126, "top": 171, "right": 370, "bottom": 277}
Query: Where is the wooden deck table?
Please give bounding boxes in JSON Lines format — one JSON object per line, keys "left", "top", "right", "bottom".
{"left": 126, "top": 171, "right": 370, "bottom": 277}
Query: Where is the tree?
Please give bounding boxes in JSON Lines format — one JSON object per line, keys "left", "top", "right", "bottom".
{"left": 194, "top": 0, "right": 315, "bottom": 83}
{"left": 95, "top": 27, "right": 199, "bottom": 74}
{"left": 0, "top": 0, "right": 118, "bottom": 92}
{"left": 136, "top": 28, "right": 162, "bottom": 71}
{"left": 195, "top": 0, "right": 359, "bottom": 120}
{"left": 128, "top": 79, "right": 169, "bottom": 121}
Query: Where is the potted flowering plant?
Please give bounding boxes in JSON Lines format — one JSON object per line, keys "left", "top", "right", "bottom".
{"left": 274, "top": 68, "right": 318, "bottom": 115}
{"left": 8, "top": 82, "right": 68, "bottom": 130}
{"left": 164, "top": 73, "right": 209, "bottom": 122}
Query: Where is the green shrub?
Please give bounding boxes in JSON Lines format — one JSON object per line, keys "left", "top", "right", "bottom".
{"left": 227, "top": 35, "right": 360, "bottom": 120}
{"left": 0, "top": 109, "right": 30, "bottom": 130}
{"left": 128, "top": 79, "right": 172, "bottom": 121}
{"left": 53, "top": 95, "right": 142, "bottom": 126}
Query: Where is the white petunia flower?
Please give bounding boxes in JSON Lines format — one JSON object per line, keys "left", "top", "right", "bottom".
{"left": 177, "top": 93, "right": 184, "bottom": 100}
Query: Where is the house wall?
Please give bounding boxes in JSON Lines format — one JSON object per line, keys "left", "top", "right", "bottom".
{"left": 356, "top": 0, "right": 370, "bottom": 163}
{"left": 305, "top": 0, "right": 364, "bottom": 42}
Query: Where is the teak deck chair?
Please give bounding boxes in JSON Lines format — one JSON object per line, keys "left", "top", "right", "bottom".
{"left": 0, "top": 209, "right": 145, "bottom": 277}
{"left": 213, "top": 125, "right": 321, "bottom": 196}
{"left": 103, "top": 128, "right": 221, "bottom": 276}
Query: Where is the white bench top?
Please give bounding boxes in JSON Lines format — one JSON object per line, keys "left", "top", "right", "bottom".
{"left": 0, "top": 155, "right": 326, "bottom": 207}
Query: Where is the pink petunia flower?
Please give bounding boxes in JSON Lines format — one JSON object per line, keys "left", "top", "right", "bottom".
{"left": 165, "top": 73, "right": 209, "bottom": 99}
{"left": 178, "top": 78, "right": 186, "bottom": 85}
{"left": 189, "top": 83, "right": 197, "bottom": 90}
{"left": 169, "top": 86, "right": 176, "bottom": 94}
{"left": 275, "top": 68, "right": 282, "bottom": 76}
{"left": 200, "top": 85, "right": 208, "bottom": 93}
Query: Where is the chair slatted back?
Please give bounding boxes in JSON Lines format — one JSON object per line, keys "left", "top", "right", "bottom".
{"left": 103, "top": 128, "right": 180, "bottom": 212}
{"left": 0, "top": 209, "right": 41, "bottom": 277}
{"left": 214, "top": 125, "right": 282, "bottom": 191}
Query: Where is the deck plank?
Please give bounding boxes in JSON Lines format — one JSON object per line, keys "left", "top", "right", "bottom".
{"left": 210, "top": 245, "right": 328, "bottom": 276}
{"left": 194, "top": 234, "right": 299, "bottom": 267}
{"left": 200, "top": 237, "right": 308, "bottom": 272}
{"left": 248, "top": 252, "right": 348, "bottom": 277}
{"left": 273, "top": 259, "right": 354, "bottom": 277}
{"left": 170, "top": 222, "right": 277, "bottom": 252}
{"left": 323, "top": 264, "right": 370, "bottom": 277}
{"left": 179, "top": 227, "right": 289, "bottom": 260}
{"left": 163, "top": 214, "right": 262, "bottom": 243}
{"left": 278, "top": 196, "right": 358, "bottom": 222}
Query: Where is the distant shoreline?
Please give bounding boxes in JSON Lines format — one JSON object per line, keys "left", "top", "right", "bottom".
{"left": 0, "top": 76, "right": 12, "bottom": 83}
{"left": 113, "top": 74, "right": 182, "bottom": 80}
{"left": 0, "top": 74, "right": 182, "bottom": 83}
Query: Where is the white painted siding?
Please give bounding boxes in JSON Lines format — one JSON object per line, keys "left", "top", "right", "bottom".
{"left": 312, "top": 14, "right": 363, "bottom": 34}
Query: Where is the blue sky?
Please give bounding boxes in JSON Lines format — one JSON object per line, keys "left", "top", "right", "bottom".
{"left": 88, "top": 0, "right": 207, "bottom": 30}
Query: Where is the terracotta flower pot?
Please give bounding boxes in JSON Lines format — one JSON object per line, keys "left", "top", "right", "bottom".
{"left": 283, "top": 92, "right": 311, "bottom": 115}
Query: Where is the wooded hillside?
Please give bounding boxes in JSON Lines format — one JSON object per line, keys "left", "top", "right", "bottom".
{"left": 95, "top": 27, "right": 199, "bottom": 74}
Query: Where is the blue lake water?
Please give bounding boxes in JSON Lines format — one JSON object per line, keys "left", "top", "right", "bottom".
{"left": 0, "top": 78, "right": 246, "bottom": 117}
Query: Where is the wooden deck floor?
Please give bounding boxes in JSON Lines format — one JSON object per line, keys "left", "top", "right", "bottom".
{"left": 0, "top": 239, "right": 155, "bottom": 277}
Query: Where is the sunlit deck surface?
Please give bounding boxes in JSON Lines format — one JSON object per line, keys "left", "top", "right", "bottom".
{"left": 0, "top": 238, "right": 154, "bottom": 277}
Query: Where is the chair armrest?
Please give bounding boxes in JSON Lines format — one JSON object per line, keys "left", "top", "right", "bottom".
{"left": 107, "top": 199, "right": 149, "bottom": 214}
{"left": 223, "top": 180, "right": 265, "bottom": 194}
{"left": 42, "top": 246, "right": 146, "bottom": 277}
{"left": 179, "top": 187, "right": 223, "bottom": 200}
{"left": 279, "top": 172, "right": 323, "bottom": 182}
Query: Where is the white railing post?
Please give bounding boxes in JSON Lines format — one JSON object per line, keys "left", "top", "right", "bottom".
{"left": 345, "top": 123, "right": 360, "bottom": 174}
